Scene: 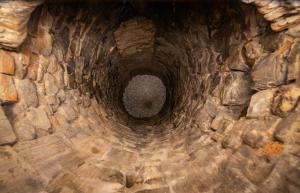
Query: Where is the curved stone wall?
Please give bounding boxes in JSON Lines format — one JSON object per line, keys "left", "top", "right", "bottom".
{"left": 0, "top": 1, "right": 299, "bottom": 193}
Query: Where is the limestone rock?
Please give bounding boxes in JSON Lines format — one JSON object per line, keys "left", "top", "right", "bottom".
{"left": 251, "top": 53, "right": 287, "bottom": 90}
{"left": 0, "top": 107, "right": 16, "bottom": 145}
{"left": 247, "top": 89, "right": 276, "bottom": 118}
{"left": 0, "top": 74, "right": 18, "bottom": 103}
{"left": 15, "top": 78, "right": 39, "bottom": 108}
{"left": 221, "top": 72, "right": 251, "bottom": 106}
{"left": 0, "top": 50, "right": 15, "bottom": 75}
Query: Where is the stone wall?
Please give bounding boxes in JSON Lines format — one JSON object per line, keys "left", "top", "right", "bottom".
{"left": 0, "top": 1, "right": 299, "bottom": 193}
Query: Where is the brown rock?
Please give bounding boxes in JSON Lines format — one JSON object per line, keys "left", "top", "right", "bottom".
{"left": 14, "top": 120, "right": 37, "bottom": 141}
{"left": 221, "top": 72, "right": 251, "bottom": 106}
{"left": 57, "top": 103, "right": 78, "bottom": 122}
{"left": 0, "top": 74, "right": 18, "bottom": 103}
{"left": 14, "top": 133, "right": 83, "bottom": 184}
{"left": 0, "top": 1, "right": 44, "bottom": 49}
{"left": 44, "top": 73, "right": 59, "bottom": 96}
{"left": 26, "top": 54, "right": 39, "bottom": 81}
{"left": 114, "top": 17, "right": 155, "bottom": 57}
{"left": 251, "top": 53, "right": 287, "bottom": 90}
{"left": 15, "top": 78, "right": 39, "bottom": 108}
{"left": 272, "top": 84, "right": 300, "bottom": 117}
{"left": 226, "top": 43, "right": 249, "bottom": 72}
{"left": 12, "top": 47, "right": 31, "bottom": 79}
{"left": 25, "top": 107, "right": 51, "bottom": 136}
{"left": 0, "top": 107, "right": 16, "bottom": 145}
{"left": 0, "top": 50, "right": 15, "bottom": 75}
{"left": 0, "top": 146, "right": 45, "bottom": 193}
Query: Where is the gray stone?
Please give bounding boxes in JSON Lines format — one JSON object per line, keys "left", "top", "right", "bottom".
{"left": 221, "top": 72, "right": 251, "bottom": 106}
{"left": 0, "top": 107, "right": 16, "bottom": 145}
{"left": 15, "top": 78, "right": 39, "bottom": 108}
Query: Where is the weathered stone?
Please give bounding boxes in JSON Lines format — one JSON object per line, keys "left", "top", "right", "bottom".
{"left": 114, "top": 17, "right": 155, "bottom": 57}
{"left": 221, "top": 72, "right": 251, "bottom": 106}
{"left": 211, "top": 112, "right": 235, "bottom": 132}
{"left": 272, "top": 84, "right": 300, "bottom": 117}
{"left": 57, "top": 89, "right": 66, "bottom": 103}
{"left": 287, "top": 41, "right": 300, "bottom": 82}
{"left": 251, "top": 53, "right": 287, "bottom": 90}
{"left": 274, "top": 112, "right": 300, "bottom": 143}
{"left": 25, "top": 107, "right": 51, "bottom": 135}
{"left": 244, "top": 39, "right": 266, "bottom": 63}
{"left": 37, "top": 55, "right": 49, "bottom": 82}
{"left": 0, "top": 146, "right": 45, "bottom": 193}
{"left": 0, "top": 0, "right": 44, "bottom": 49}
{"left": 247, "top": 89, "right": 276, "bottom": 118}
{"left": 57, "top": 103, "right": 78, "bottom": 122}
{"left": 15, "top": 78, "right": 39, "bottom": 108}
{"left": 0, "top": 50, "right": 15, "bottom": 75}
{"left": 46, "top": 95, "right": 60, "bottom": 113}
{"left": 0, "top": 107, "right": 16, "bottom": 145}
{"left": 0, "top": 74, "right": 18, "bottom": 103}
{"left": 26, "top": 54, "right": 39, "bottom": 81}
{"left": 14, "top": 120, "right": 36, "bottom": 141}
{"left": 44, "top": 73, "right": 59, "bottom": 96}
{"left": 12, "top": 47, "right": 31, "bottom": 79}
{"left": 226, "top": 43, "right": 249, "bottom": 71}
{"left": 14, "top": 133, "right": 83, "bottom": 184}
{"left": 241, "top": 117, "right": 280, "bottom": 148}
{"left": 47, "top": 54, "right": 58, "bottom": 74}
{"left": 33, "top": 8, "right": 53, "bottom": 56}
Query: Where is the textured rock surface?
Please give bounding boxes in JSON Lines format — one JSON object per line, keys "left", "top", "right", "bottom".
{"left": 0, "top": 0, "right": 44, "bottom": 49}
{"left": 0, "top": 74, "right": 18, "bottom": 103}
{"left": 0, "top": 107, "right": 16, "bottom": 145}
{"left": 0, "top": 1, "right": 299, "bottom": 193}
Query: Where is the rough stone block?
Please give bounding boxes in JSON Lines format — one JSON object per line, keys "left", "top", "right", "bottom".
{"left": 221, "top": 72, "right": 251, "bottom": 106}
{"left": 0, "top": 107, "right": 16, "bottom": 145}
{"left": 14, "top": 133, "right": 83, "bottom": 184}
{"left": 0, "top": 74, "right": 18, "bottom": 103}
{"left": 251, "top": 53, "right": 287, "bottom": 90}
{"left": 247, "top": 89, "right": 276, "bottom": 118}
{"left": 0, "top": 146, "right": 45, "bottom": 193}
{"left": 15, "top": 78, "right": 39, "bottom": 108}
{"left": 0, "top": 50, "right": 15, "bottom": 75}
